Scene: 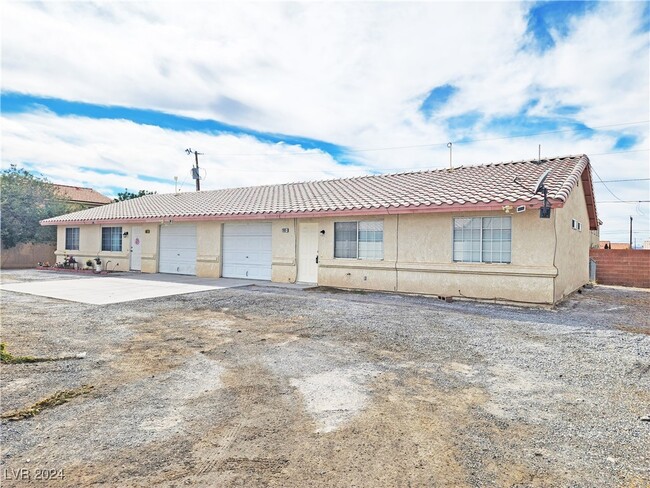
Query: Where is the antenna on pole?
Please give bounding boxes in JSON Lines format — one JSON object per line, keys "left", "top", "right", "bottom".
{"left": 538, "top": 144, "right": 541, "bottom": 164}
{"left": 185, "top": 148, "right": 204, "bottom": 191}
{"left": 447, "top": 142, "right": 453, "bottom": 169}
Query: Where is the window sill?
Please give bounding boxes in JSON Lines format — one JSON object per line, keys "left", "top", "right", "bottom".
{"left": 333, "top": 258, "right": 385, "bottom": 261}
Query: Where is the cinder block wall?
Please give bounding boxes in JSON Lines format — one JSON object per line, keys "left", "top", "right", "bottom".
{"left": 589, "top": 249, "right": 650, "bottom": 288}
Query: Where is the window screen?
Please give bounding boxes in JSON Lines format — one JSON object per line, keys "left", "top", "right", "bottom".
{"left": 358, "top": 221, "right": 383, "bottom": 259}
{"left": 334, "top": 221, "right": 384, "bottom": 259}
{"left": 101, "top": 227, "right": 122, "bottom": 252}
{"left": 65, "top": 227, "right": 79, "bottom": 250}
{"left": 453, "top": 217, "right": 511, "bottom": 264}
{"left": 334, "top": 222, "right": 357, "bottom": 258}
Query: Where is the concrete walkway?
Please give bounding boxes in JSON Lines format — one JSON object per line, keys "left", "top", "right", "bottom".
{"left": 0, "top": 270, "right": 313, "bottom": 305}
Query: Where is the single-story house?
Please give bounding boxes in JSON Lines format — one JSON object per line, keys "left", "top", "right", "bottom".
{"left": 41, "top": 154, "right": 598, "bottom": 304}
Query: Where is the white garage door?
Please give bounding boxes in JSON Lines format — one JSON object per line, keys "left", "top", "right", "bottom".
{"left": 222, "top": 223, "right": 272, "bottom": 280}
{"left": 159, "top": 224, "right": 197, "bottom": 275}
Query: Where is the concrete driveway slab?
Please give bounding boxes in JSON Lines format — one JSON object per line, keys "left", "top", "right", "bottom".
{"left": 0, "top": 277, "right": 225, "bottom": 305}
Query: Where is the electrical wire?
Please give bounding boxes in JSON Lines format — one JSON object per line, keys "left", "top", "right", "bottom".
{"left": 591, "top": 166, "right": 627, "bottom": 202}
{"left": 177, "top": 170, "right": 190, "bottom": 192}
{"left": 205, "top": 120, "right": 649, "bottom": 157}
{"left": 205, "top": 148, "right": 649, "bottom": 175}
{"left": 597, "top": 200, "right": 650, "bottom": 203}
{"left": 594, "top": 178, "right": 650, "bottom": 183}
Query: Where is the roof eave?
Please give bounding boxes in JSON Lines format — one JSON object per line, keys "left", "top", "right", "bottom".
{"left": 580, "top": 162, "right": 599, "bottom": 231}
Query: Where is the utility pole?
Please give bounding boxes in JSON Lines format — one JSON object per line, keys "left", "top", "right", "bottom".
{"left": 194, "top": 150, "right": 200, "bottom": 191}
{"left": 185, "top": 148, "right": 203, "bottom": 191}
{"left": 629, "top": 216, "right": 633, "bottom": 249}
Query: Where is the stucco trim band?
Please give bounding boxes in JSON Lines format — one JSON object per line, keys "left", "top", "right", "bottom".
{"left": 320, "top": 260, "right": 557, "bottom": 278}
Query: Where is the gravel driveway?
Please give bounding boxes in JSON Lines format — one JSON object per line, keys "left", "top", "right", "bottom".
{"left": 1, "top": 269, "right": 648, "bottom": 487}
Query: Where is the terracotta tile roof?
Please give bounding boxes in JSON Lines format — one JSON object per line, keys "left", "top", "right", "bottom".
{"left": 42, "top": 154, "right": 597, "bottom": 228}
{"left": 51, "top": 183, "right": 112, "bottom": 206}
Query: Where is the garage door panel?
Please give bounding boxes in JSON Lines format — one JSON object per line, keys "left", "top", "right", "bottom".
{"left": 222, "top": 223, "right": 272, "bottom": 280}
{"left": 159, "top": 224, "right": 197, "bottom": 275}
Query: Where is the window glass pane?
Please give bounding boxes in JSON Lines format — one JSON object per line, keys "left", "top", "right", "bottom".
{"left": 65, "top": 228, "right": 79, "bottom": 250}
{"left": 454, "top": 218, "right": 471, "bottom": 230}
{"left": 482, "top": 217, "right": 511, "bottom": 263}
{"left": 454, "top": 217, "right": 481, "bottom": 262}
{"left": 334, "top": 222, "right": 357, "bottom": 258}
{"left": 455, "top": 216, "right": 512, "bottom": 263}
{"left": 101, "top": 227, "right": 122, "bottom": 252}
{"left": 358, "top": 221, "right": 383, "bottom": 259}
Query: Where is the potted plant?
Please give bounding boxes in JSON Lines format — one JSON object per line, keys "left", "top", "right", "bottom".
{"left": 93, "top": 256, "right": 102, "bottom": 273}
{"left": 85, "top": 259, "right": 93, "bottom": 270}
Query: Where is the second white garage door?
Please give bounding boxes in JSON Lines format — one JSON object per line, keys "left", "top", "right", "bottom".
{"left": 159, "top": 224, "right": 197, "bottom": 275}
{"left": 222, "top": 223, "right": 272, "bottom": 280}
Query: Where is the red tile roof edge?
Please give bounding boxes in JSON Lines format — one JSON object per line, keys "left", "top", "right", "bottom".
{"left": 41, "top": 154, "right": 598, "bottom": 227}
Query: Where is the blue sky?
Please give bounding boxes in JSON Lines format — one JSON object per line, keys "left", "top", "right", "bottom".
{"left": 1, "top": 1, "right": 649, "bottom": 242}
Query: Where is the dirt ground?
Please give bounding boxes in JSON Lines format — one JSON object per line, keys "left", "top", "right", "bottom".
{"left": 1, "top": 270, "right": 649, "bottom": 487}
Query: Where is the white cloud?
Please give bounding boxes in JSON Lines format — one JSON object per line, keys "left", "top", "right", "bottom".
{"left": 1, "top": 1, "right": 648, "bottom": 242}
{"left": 1, "top": 110, "right": 361, "bottom": 197}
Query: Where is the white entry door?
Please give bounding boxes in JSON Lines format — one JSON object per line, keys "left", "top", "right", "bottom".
{"left": 159, "top": 224, "right": 197, "bottom": 275}
{"left": 297, "top": 223, "right": 319, "bottom": 283}
{"left": 130, "top": 225, "right": 143, "bottom": 271}
{"left": 222, "top": 223, "right": 272, "bottom": 280}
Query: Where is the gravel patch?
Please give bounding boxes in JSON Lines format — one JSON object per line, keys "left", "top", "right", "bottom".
{"left": 1, "top": 269, "right": 648, "bottom": 486}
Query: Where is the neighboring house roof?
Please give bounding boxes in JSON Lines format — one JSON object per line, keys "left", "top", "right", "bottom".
{"left": 42, "top": 154, "right": 598, "bottom": 229}
{"left": 51, "top": 183, "right": 113, "bottom": 206}
{"left": 599, "top": 241, "right": 631, "bottom": 250}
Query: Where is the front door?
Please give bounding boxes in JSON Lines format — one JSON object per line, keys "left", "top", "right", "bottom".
{"left": 297, "top": 223, "right": 319, "bottom": 283}
{"left": 130, "top": 225, "right": 143, "bottom": 271}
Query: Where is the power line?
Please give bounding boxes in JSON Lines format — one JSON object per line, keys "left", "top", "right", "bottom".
{"left": 591, "top": 166, "right": 626, "bottom": 202}
{"left": 600, "top": 229, "right": 650, "bottom": 234}
{"left": 594, "top": 178, "right": 650, "bottom": 183}
{"left": 598, "top": 200, "right": 650, "bottom": 203}
{"left": 209, "top": 148, "right": 648, "bottom": 174}
{"left": 206, "top": 121, "right": 650, "bottom": 157}
{"left": 589, "top": 149, "right": 649, "bottom": 157}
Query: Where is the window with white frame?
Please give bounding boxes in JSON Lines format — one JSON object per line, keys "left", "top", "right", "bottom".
{"left": 453, "top": 217, "right": 511, "bottom": 263}
{"left": 65, "top": 227, "right": 79, "bottom": 250}
{"left": 334, "top": 221, "right": 383, "bottom": 259}
{"left": 101, "top": 227, "right": 122, "bottom": 252}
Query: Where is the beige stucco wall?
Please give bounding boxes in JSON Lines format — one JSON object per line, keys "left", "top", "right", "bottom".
{"left": 56, "top": 224, "right": 132, "bottom": 271}
{"left": 272, "top": 219, "right": 298, "bottom": 283}
{"left": 53, "top": 185, "right": 591, "bottom": 304}
{"left": 317, "top": 209, "right": 558, "bottom": 303}
{"left": 140, "top": 224, "right": 159, "bottom": 273}
{"left": 196, "top": 222, "right": 221, "bottom": 277}
{"left": 553, "top": 181, "right": 591, "bottom": 301}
